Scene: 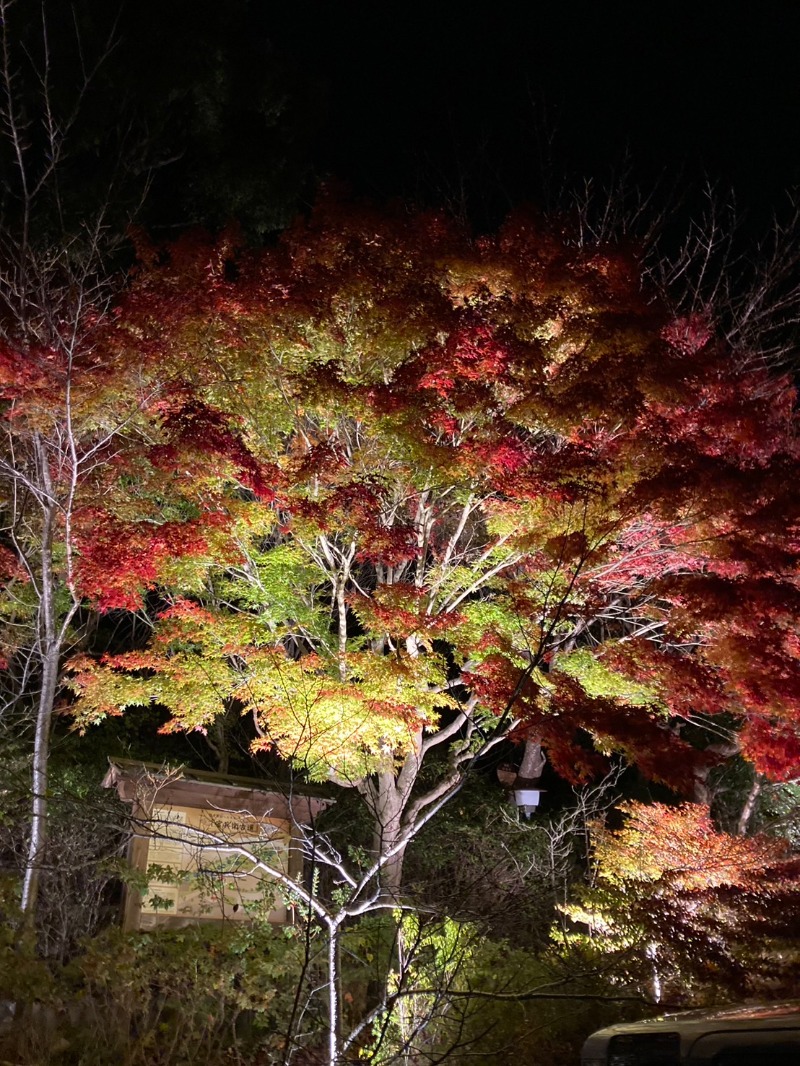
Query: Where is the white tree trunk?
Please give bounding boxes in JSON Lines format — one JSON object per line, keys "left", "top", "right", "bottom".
{"left": 20, "top": 500, "right": 59, "bottom": 928}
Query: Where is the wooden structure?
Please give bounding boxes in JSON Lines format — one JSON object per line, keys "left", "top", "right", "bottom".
{"left": 103, "top": 759, "right": 333, "bottom": 931}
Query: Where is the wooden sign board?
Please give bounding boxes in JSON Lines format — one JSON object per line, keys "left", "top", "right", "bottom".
{"left": 103, "top": 760, "right": 333, "bottom": 931}
{"left": 140, "top": 804, "right": 291, "bottom": 927}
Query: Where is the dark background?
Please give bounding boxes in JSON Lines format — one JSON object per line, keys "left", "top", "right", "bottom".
{"left": 6, "top": 1, "right": 800, "bottom": 233}
{"left": 273, "top": 2, "right": 800, "bottom": 202}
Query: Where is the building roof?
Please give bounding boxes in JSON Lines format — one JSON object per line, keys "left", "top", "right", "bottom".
{"left": 103, "top": 758, "right": 335, "bottom": 823}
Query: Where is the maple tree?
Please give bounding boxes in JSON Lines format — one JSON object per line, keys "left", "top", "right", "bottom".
{"left": 0, "top": 310, "right": 279, "bottom": 921}
{"left": 66, "top": 197, "right": 800, "bottom": 901}
{"left": 558, "top": 801, "right": 800, "bottom": 1001}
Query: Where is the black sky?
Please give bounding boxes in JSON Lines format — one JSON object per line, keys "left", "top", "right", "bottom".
{"left": 18, "top": 1, "right": 796, "bottom": 233}
{"left": 268, "top": 2, "right": 800, "bottom": 210}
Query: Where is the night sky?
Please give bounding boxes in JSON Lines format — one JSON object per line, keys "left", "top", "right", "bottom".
{"left": 267, "top": 2, "right": 800, "bottom": 212}
{"left": 11, "top": 1, "right": 799, "bottom": 233}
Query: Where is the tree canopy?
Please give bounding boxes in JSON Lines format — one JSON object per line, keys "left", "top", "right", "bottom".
{"left": 56, "top": 199, "right": 800, "bottom": 897}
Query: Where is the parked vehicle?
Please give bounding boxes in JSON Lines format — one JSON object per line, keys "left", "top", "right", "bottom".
{"left": 581, "top": 1001, "right": 800, "bottom": 1064}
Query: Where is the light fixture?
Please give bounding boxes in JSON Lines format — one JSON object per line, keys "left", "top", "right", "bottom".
{"left": 512, "top": 787, "right": 545, "bottom": 818}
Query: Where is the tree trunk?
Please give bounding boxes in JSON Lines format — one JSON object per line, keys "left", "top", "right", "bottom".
{"left": 736, "top": 776, "right": 762, "bottom": 835}
{"left": 20, "top": 647, "right": 59, "bottom": 926}
{"left": 208, "top": 715, "right": 230, "bottom": 774}
{"left": 369, "top": 771, "right": 407, "bottom": 901}
{"left": 362, "top": 732, "right": 424, "bottom": 902}
{"left": 516, "top": 738, "right": 546, "bottom": 783}
{"left": 20, "top": 501, "right": 58, "bottom": 931}
{"left": 326, "top": 925, "right": 341, "bottom": 1066}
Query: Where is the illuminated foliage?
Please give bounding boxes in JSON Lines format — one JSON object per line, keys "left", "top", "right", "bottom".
{"left": 63, "top": 199, "right": 800, "bottom": 892}
{"left": 558, "top": 802, "right": 800, "bottom": 999}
